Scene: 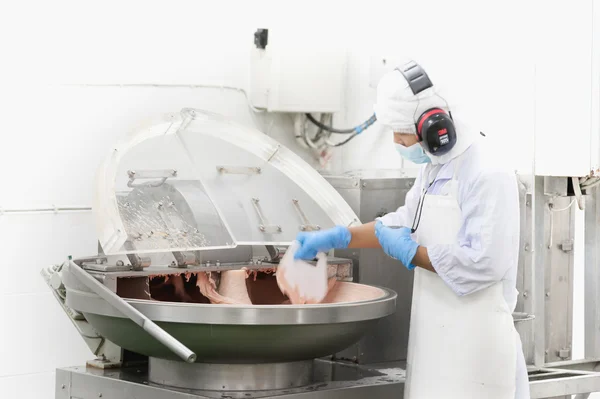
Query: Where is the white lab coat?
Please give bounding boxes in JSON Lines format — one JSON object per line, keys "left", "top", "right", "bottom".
{"left": 379, "top": 138, "right": 529, "bottom": 399}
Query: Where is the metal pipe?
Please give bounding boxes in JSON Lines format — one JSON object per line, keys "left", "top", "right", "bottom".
{"left": 67, "top": 260, "right": 197, "bottom": 363}
{"left": 61, "top": 83, "right": 265, "bottom": 113}
{"left": 0, "top": 206, "right": 91, "bottom": 215}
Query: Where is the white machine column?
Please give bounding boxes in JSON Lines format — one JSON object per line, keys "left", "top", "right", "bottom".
{"left": 585, "top": 185, "right": 600, "bottom": 359}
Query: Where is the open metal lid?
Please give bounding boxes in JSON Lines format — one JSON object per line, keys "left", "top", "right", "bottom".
{"left": 94, "top": 108, "right": 360, "bottom": 255}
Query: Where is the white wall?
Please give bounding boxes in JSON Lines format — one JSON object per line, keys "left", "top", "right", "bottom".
{"left": 0, "top": 0, "right": 595, "bottom": 398}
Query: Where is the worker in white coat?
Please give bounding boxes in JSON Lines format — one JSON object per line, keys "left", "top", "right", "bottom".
{"left": 294, "top": 60, "right": 529, "bottom": 399}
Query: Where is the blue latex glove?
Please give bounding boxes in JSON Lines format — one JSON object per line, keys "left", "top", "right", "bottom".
{"left": 294, "top": 226, "right": 351, "bottom": 260}
{"left": 374, "top": 220, "right": 419, "bottom": 270}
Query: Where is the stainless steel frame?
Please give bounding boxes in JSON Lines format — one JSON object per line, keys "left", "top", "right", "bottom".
{"left": 326, "top": 173, "right": 415, "bottom": 364}
{"left": 148, "top": 358, "right": 314, "bottom": 391}
{"left": 529, "top": 359, "right": 600, "bottom": 398}
{"left": 528, "top": 176, "right": 576, "bottom": 366}
{"left": 55, "top": 359, "right": 405, "bottom": 399}
{"left": 585, "top": 185, "right": 600, "bottom": 360}
{"left": 521, "top": 177, "right": 600, "bottom": 398}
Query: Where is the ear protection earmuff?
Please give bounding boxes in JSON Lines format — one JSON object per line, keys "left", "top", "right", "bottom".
{"left": 395, "top": 61, "right": 457, "bottom": 155}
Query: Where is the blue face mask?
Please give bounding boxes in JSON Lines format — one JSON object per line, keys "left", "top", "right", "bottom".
{"left": 394, "top": 142, "right": 431, "bottom": 164}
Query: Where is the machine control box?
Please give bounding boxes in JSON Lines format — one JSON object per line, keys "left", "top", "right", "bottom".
{"left": 249, "top": 29, "right": 346, "bottom": 113}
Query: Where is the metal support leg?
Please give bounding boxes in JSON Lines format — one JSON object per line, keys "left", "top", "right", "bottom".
{"left": 519, "top": 187, "right": 535, "bottom": 364}
{"left": 585, "top": 186, "right": 600, "bottom": 359}
{"left": 533, "top": 176, "right": 548, "bottom": 366}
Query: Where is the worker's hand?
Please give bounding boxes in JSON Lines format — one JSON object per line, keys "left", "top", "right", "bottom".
{"left": 294, "top": 226, "right": 351, "bottom": 260}
{"left": 374, "top": 221, "right": 418, "bottom": 270}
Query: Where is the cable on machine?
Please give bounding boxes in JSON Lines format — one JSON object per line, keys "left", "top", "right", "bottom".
{"left": 305, "top": 113, "right": 377, "bottom": 135}
{"left": 325, "top": 132, "right": 360, "bottom": 147}
{"left": 304, "top": 113, "right": 377, "bottom": 148}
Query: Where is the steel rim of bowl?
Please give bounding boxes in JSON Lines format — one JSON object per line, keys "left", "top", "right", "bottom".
{"left": 65, "top": 285, "right": 397, "bottom": 325}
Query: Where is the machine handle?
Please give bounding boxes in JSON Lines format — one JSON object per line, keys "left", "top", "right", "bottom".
{"left": 143, "top": 323, "right": 197, "bottom": 363}
{"left": 68, "top": 260, "right": 197, "bottom": 363}
{"left": 127, "top": 169, "right": 177, "bottom": 188}
{"left": 512, "top": 312, "right": 535, "bottom": 323}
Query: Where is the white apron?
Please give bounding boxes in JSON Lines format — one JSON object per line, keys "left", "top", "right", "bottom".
{"left": 404, "top": 164, "right": 518, "bottom": 399}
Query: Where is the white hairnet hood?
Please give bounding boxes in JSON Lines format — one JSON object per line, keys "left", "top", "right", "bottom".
{"left": 374, "top": 64, "right": 478, "bottom": 165}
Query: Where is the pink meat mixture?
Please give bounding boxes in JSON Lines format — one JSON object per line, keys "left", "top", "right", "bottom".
{"left": 148, "top": 269, "right": 383, "bottom": 305}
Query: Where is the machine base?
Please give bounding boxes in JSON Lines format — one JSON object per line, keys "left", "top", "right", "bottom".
{"left": 148, "top": 358, "right": 314, "bottom": 391}
{"left": 55, "top": 359, "right": 405, "bottom": 399}
{"left": 55, "top": 358, "right": 600, "bottom": 398}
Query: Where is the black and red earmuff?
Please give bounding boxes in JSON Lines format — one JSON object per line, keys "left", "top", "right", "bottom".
{"left": 415, "top": 108, "right": 457, "bottom": 155}
{"left": 395, "top": 61, "right": 457, "bottom": 155}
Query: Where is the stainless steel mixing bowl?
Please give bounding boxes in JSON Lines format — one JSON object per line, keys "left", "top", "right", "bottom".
{"left": 65, "top": 281, "right": 397, "bottom": 363}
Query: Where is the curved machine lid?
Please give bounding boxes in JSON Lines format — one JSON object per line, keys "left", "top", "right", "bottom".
{"left": 94, "top": 108, "right": 360, "bottom": 255}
